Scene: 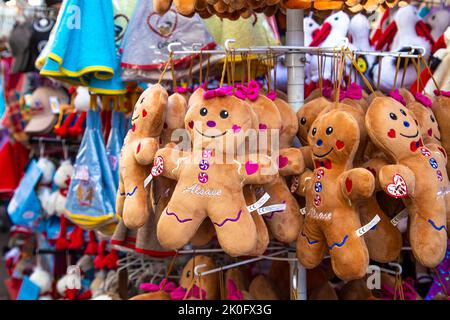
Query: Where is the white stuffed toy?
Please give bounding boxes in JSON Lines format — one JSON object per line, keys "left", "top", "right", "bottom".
{"left": 45, "top": 160, "right": 74, "bottom": 216}
{"left": 425, "top": 27, "right": 450, "bottom": 94}
{"left": 425, "top": 8, "right": 450, "bottom": 41}
{"left": 29, "top": 266, "right": 53, "bottom": 300}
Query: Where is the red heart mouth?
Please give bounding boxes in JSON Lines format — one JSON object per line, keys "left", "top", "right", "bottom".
{"left": 335, "top": 140, "right": 345, "bottom": 150}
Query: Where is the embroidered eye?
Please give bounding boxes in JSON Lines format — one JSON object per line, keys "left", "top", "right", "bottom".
{"left": 430, "top": 115, "right": 436, "bottom": 123}
{"left": 389, "top": 113, "right": 397, "bottom": 120}
{"left": 400, "top": 109, "right": 407, "bottom": 116}
{"left": 140, "top": 97, "right": 145, "bottom": 104}
{"left": 300, "top": 117, "right": 306, "bottom": 125}
{"left": 220, "top": 110, "right": 229, "bottom": 119}
{"left": 334, "top": 16, "right": 339, "bottom": 21}
{"left": 186, "top": 271, "right": 191, "bottom": 278}
{"left": 325, "top": 127, "right": 333, "bottom": 135}
{"left": 200, "top": 107, "right": 208, "bottom": 116}
{"left": 312, "top": 128, "right": 317, "bottom": 136}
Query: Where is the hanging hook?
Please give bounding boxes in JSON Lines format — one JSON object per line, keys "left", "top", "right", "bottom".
{"left": 168, "top": 42, "right": 182, "bottom": 53}
{"left": 388, "top": 262, "right": 403, "bottom": 275}
{"left": 61, "top": 139, "right": 69, "bottom": 160}
{"left": 191, "top": 43, "right": 203, "bottom": 51}
{"left": 194, "top": 263, "right": 208, "bottom": 277}
{"left": 224, "top": 39, "right": 236, "bottom": 51}
{"left": 409, "top": 45, "right": 426, "bottom": 57}
{"left": 39, "top": 137, "right": 45, "bottom": 158}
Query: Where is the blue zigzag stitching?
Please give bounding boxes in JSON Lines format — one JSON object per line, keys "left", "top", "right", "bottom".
{"left": 301, "top": 231, "right": 319, "bottom": 245}
{"left": 428, "top": 219, "right": 447, "bottom": 231}
{"left": 120, "top": 186, "right": 138, "bottom": 197}
{"left": 328, "top": 235, "right": 349, "bottom": 250}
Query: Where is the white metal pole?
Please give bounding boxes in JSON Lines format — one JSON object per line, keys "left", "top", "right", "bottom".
{"left": 286, "top": 8, "right": 307, "bottom": 300}
{"left": 286, "top": 9, "right": 305, "bottom": 112}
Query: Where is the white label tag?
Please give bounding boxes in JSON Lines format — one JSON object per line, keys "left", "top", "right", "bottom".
{"left": 300, "top": 207, "right": 306, "bottom": 215}
{"left": 391, "top": 208, "right": 408, "bottom": 227}
{"left": 355, "top": 214, "right": 381, "bottom": 237}
{"left": 247, "top": 192, "right": 270, "bottom": 212}
{"left": 49, "top": 96, "right": 60, "bottom": 114}
{"left": 144, "top": 174, "right": 153, "bottom": 188}
{"left": 257, "top": 203, "right": 287, "bottom": 215}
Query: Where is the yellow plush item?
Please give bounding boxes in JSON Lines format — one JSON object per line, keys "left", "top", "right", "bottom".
{"left": 365, "top": 97, "right": 448, "bottom": 267}
{"left": 155, "top": 88, "right": 278, "bottom": 256}
{"left": 297, "top": 108, "right": 373, "bottom": 280}
{"left": 117, "top": 84, "right": 167, "bottom": 229}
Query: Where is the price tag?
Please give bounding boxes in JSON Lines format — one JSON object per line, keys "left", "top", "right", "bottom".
{"left": 257, "top": 203, "right": 287, "bottom": 215}
{"left": 246, "top": 192, "right": 270, "bottom": 212}
{"left": 355, "top": 214, "right": 380, "bottom": 237}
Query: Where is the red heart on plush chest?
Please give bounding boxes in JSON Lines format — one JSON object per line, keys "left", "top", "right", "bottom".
{"left": 147, "top": 10, "right": 178, "bottom": 38}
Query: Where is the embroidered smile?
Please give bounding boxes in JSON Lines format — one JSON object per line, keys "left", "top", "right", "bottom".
{"left": 399, "top": 130, "right": 419, "bottom": 138}
{"left": 131, "top": 115, "right": 140, "bottom": 121}
{"left": 195, "top": 128, "right": 227, "bottom": 138}
{"left": 313, "top": 147, "right": 334, "bottom": 158}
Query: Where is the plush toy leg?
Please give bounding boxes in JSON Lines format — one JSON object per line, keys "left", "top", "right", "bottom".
{"left": 263, "top": 177, "right": 301, "bottom": 243}
{"left": 122, "top": 184, "right": 150, "bottom": 229}
{"left": 409, "top": 210, "right": 447, "bottom": 268}
{"left": 208, "top": 200, "right": 258, "bottom": 257}
{"left": 296, "top": 221, "right": 326, "bottom": 269}
{"left": 190, "top": 219, "right": 216, "bottom": 247}
{"left": 157, "top": 202, "right": 206, "bottom": 250}
{"left": 325, "top": 209, "right": 369, "bottom": 281}
{"left": 116, "top": 177, "right": 125, "bottom": 218}
{"left": 359, "top": 198, "right": 402, "bottom": 263}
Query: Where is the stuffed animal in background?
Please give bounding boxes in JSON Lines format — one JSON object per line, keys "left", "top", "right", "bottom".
{"left": 29, "top": 266, "right": 53, "bottom": 300}
{"left": 365, "top": 97, "right": 448, "bottom": 267}
{"left": 431, "top": 94, "right": 450, "bottom": 177}
{"left": 45, "top": 160, "right": 74, "bottom": 216}
{"left": 297, "top": 109, "right": 374, "bottom": 280}
{"left": 155, "top": 87, "right": 279, "bottom": 257}
{"left": 116, "top": 84, "right": 167, "bottom": 229}
{"left": 425, "top": 8, "right": 450, "bottom": 42}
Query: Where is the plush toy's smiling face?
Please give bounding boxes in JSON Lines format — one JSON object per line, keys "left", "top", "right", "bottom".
{"left": 407, "top": 101, "right": 441, "bottom": 144}
{"left": 308, "top": 109, "right": 360, "bottom": 167}
{"left": 297, "top": 97, "right": 331, "bottom": 146}
{"left": 131, "top": 84, "right": 167, "bottom": 136}
{"left": 186, "top": 88, "right": 254, "bottom": 151}
{"left": 366, "top": 97, "right": 423, "bottom": 160}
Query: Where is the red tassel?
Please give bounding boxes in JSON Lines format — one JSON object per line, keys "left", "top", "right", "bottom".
{"left": 55, "top": 112, "right": 77, "bottom": 138}
{"left": 68, "top": 226, "right": 84, "bottom": 250}
{"left": 55, "top": 215, "right": 69, "bottom": 250}
{"left": 64, "top": 288, "right": 79, "bottom": 300}
{"left": 77, "top": 290, "right": 92, "bottom": 300}
{"left": 68, "top": 112, "right": 87, "bottom": 137}
{"left": 103, "top": 249, "right": 118, "bottom": 270}
{"left": 84, "top": 230, "right": 97, "bottom": 255}
{"left": 94, "top": 240, "right": 107, "bottom": 269}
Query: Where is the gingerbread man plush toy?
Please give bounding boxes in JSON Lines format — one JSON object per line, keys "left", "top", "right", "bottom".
{"left": 365, "top": 97, "right": 448, "bottom": 267}
{"left": 117, "top": 84, "right": 167, "bottom": 229}
{"left": 297, "top": 109, "right": 374, "bottom": 280}
{"left": 155, "top": 87, "right": 279, "bottom": 257}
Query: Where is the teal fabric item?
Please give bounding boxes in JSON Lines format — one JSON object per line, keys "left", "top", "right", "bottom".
{"left": 7, "top": 160, "right": 43, "bottom": 230}
{"left": 106, "top": 110, "right": 125, "bottom": 187}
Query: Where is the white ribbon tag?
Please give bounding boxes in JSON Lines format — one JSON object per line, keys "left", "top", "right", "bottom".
{"left": 143, "top": 174, "right": 153, "bottom": 188}
{"left": 247, "top": 192, "right": 270, "bottom": 212}
{"left": 355, "top": 214, "right": 381, "bottom": 237}
{"left": 391, "top": 208, "right": 408, "bottom": 227}
{"left": 257, "top": 203, "right": 287, "bottom": 215}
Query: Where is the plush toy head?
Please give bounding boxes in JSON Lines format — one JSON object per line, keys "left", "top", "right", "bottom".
{"left": 160, "top": 93, "right": 188, "bottom": 146}
{"left": 74, "top": 87, "right": 90, "bottom": 112}
{"left": 179, "top": 255, "right": 219, "bottom": 300}
{"left": 297, "top": 97, "right": 331, "bottom": 146}
{"left": 406, "top": 101, "right": 441, "bottom": 145}
{"left": 185, "top": 88, "right": 256, "bottom": 152}
{"left": 365, "top": 97, "right": 423, "bottom": 161}
{"left": 131, "top": 84, "right": 167, "bottom": 137}
{"left": 53, "top": 160, "right": 74, "bottom": 189}
{"left": 308, "top": 108, "right": 360, "bottom": 167}
{"left": 36, "top": 157, "right": 55, "bottom": 185}
{"left": 273, "top": 98, "right": 298, "bottom": 148}
{"left": 29, "top": 266, "right": 52, "bottom": 294}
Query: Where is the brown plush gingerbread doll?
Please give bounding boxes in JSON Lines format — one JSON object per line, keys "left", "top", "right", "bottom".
{"left": 365, "top": 97, "right": 448, "bottom": 267}
{"left": 406, "top": 101, "right": 441, "bottom": 146}
{"left": 431, "top": 95, "right": 450, "bottom": 177}
{"left": 155, "top": 87, "right": 279, "bottom": 257}
{"left": 296, "top": 108, "right": 374, "bottom": 280}
{"left": 179, "top": 255, "right": 219, "bottom": 300}
{"left": 117, "top": 84, "right": 167, "bottom": 229}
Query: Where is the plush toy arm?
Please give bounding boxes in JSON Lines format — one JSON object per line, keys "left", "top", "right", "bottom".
{"left": 300, "top": 146, "right": 314, "bottom": 170}
{"left": 296, "top": 169, "right": 314, "bottom": 197}
{"left": 134, "top": 137, "right": 159, "bottom": 165}
{"left": 154, "top": 147, "right": 187, "bottom": 181}
{"left": 378, "top": 164, "right": 416, "bottom": 198}
{"left": 278, "top": 147, "right": 305, "bottom": 176}
{"left": 339, "top": 168, "right": 375, "bottom": 202}
{"left": 239, "top": 154, "right": 278, "bottom": 185}
{"left": 362, "top": 156, "right": 389, "bottom": 190}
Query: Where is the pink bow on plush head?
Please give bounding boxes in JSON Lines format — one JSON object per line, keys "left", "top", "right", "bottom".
{"left": 266, "top": 91, "right": 277, "bottom": 101}
{"left": 170, "top": 284, "right": 207, "bottom": 300}
{"left": 339, "top": 83, "right": 363, "bottom": 101}
{"left": 175, "top": 86, "right": 189, "bottom": 94}
{"left": 234, "top": 80, "right": 260, "bottom": 101}
{"left": 226, "top": 279, "right": 244, "bottom": 300}
{"left": 322, "top": 86, "right": 333, "bottom": 99}
{"left": 434, "top": 90, "right": 450, "bottom": 97}
{"left": 414, "top": 92, "right": 432, "bottom": 108}
{"left": 203, "top": 86, "right": 234, "bottom": 99}
{"left": 140, "top": 279, "right": 177, "bottom": 293}
{"left": 389, "top": 89, "right": 407, "bottom": 106}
